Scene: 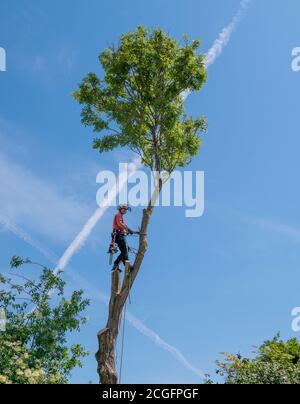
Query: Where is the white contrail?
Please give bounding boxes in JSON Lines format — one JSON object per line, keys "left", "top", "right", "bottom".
{"left": 125, "top": 311, "right": 204, "bottom": 379}
{"left": 54, "top": 160, "right": 140, "bottom": 275}
{"left": 0, "top": 214, "right": 56, "bottom": 263}
{"left": 182, "top": 0, "right": 251, "bottom": 99}
{"left": 205, "top": 0, "right": 251, "bottom": 67}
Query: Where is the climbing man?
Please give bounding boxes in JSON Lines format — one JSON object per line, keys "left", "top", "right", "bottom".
{"left": 111, "top": 204, "right": 139, "bottom": 272}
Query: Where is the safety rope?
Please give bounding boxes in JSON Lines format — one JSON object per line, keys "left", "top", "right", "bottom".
{"left": 119, "top": 299, "right": 127, "bottom": 384}
{"left": 119, "top": 259, "right": 134, "bottom": 383}
{"left": 114, "top": 232, "right": 139, "bottom": 383}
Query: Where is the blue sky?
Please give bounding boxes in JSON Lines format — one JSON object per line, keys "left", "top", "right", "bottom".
{"left": 1, "top": 0, "right": 300, "bottom": 384}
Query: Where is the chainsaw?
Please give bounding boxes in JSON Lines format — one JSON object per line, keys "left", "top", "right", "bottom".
{"left": 108, "top": 242, "right": 119, "bottom": 265}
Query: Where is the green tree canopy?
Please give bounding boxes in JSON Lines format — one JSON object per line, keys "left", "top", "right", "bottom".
{"left": 0, "top": 257, "right": 90, "bottom": 384}
{"left": 207, "top": 335, "right": 300, "bottom": 384}
{"left": 73, "top": 25, "right": 207, "bottom": 174}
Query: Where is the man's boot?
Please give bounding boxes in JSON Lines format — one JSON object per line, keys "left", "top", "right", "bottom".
{"left": 112, "top": 264, "right": 122, "bottom": 273}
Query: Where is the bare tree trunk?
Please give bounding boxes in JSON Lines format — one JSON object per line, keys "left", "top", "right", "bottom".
{"left": 96, "top": 184, "right": 160, "bottom": 384}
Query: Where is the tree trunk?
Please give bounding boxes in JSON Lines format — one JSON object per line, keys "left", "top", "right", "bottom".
{"left": 96, "top": 193, "right": 158, "bottom": 384}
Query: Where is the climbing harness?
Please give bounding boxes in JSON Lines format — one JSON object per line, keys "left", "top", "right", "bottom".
{"left": 107, "top": 230, "right": 144, "bottom": 265}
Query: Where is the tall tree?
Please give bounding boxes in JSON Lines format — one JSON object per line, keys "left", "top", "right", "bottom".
{"left": 73, "top": 26, "right": 207, "bottom": 384}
